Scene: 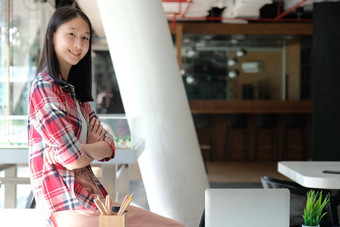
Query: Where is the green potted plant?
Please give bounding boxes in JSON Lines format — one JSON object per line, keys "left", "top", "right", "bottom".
{"left": 302, "top": 190, "right": 331, "bottom": 227}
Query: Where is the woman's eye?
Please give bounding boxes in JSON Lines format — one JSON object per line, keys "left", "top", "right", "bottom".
{"left": 69, "top": 33, "right": 75, "bottom": 37}
{"left": 83, "top": 37, "right": 90, "bottom": 41}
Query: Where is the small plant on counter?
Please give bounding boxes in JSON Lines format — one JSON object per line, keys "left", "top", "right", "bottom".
{"left": 302, "top": 190, "right": 330, "bottom": 226}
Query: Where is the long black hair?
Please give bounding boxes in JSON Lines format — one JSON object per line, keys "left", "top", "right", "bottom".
{"left": 36, "top": 6, "right": 93, "bottom": 102}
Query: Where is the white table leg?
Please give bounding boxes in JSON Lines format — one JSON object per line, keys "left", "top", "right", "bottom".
{"left": 101, "top": 164, "right": 117, "bottom": 201}
{"left": 116, "top": 164, "right": 130, "bottom": 202}
{"left": 4, "top": 165, "right": 16, "bottom": 208}
{"left": 101, "top": 163, "right": 130, "bottom": 203}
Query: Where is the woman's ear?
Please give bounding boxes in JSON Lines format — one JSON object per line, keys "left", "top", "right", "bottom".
{"left": 46, "top": 31, "right": 53, "bottom": 44}
{"left": 49, "top": 33, "right": 55, "bottom": 45}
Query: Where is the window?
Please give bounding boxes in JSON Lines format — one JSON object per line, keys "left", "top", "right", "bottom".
{"left": 0, "top": 0, "right": 53, "bottom": 147}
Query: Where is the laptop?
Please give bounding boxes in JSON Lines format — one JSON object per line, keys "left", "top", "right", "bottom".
{"left": 205, "top": 188, "right": 290, "bottom": 227}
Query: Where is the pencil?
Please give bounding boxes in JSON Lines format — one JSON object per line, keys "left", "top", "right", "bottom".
{"left": 94, "top": 199, "right": 108, "bottom": 215}
{"left": 121, "top": 194, "right": 129, "bottom": 207}
{"left": 108, "top": 195, "right": 112, "bottom": 215}
{"left": 118, "top": 193, "right": 133, "bottom": 216}
{"left": 105, "top": 195, "right": 110, "bottom": 215}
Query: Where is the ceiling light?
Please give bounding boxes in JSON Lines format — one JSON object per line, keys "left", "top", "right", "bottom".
{"left": 227, "top": 58, "right": 238, "bottom": 67}
{"left": 186, "top": 75, "right": 195, "bottom": 85}
{"left": 236, "top": 48, "right": 247, "bottom": 57}
{"left": 186, "top": 49, "right": 196, "bottom": 58}
{"left": 230, "top": 39, "right": 239, "bottom": 45}
{"left": 228, "top": 70, "right": 239, "bottom": 79}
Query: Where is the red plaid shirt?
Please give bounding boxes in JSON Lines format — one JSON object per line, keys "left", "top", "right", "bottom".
{"left": 28, "top": 71, "right": 115, "bottom": 221}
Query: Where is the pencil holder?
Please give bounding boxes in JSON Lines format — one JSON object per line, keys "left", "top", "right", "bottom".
{"left": 99, "top": 213, "right": 127, "bottom": 227}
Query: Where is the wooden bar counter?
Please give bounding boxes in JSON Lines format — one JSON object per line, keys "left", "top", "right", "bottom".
{"left": 189, "top": 100, "right": 312, "bottom": 114}
{"left": 189, "top": 100, "right": 313, "bottom": 161}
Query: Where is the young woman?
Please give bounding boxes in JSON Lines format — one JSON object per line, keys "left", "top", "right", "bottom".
{"left": 28, "top": 6, "right": 184, "bottom": 227}
{"left": 28, "top": 6, "right": 115, "bottom": 226}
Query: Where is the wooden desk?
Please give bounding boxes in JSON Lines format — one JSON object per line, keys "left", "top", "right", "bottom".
{"left": 0, "top": 205, "right": 185, "bottom": 227}
{"left": 278, "top": 161, "right": 340, "bottom": 189}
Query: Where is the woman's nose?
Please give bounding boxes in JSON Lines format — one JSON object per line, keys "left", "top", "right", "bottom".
{"left": 74, "top": 39, "right": 82, "bottom": 50}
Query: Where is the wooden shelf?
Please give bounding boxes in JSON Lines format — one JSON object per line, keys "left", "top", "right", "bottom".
{"left": 189, "top": 100, "right": 313, "bottom": 114}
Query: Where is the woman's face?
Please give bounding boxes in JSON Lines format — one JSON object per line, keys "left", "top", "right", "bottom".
{"left": 53, "top": 16, "right": 90, "bottom": 75}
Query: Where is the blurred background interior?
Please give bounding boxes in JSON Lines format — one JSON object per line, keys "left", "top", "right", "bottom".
{"left": 0, "top": 1, "right": 339, "bottom": 226}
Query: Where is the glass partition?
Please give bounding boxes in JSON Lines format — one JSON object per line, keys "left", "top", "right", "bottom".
{"left": 0, "top": 115, "right": 131, "bottom": 149}
{"left": 0, "top": 0, "right": 55, "bottom": 152}
{"left": 180, "top": 34, "right": 304, "bottom": 100}
{"left": 0, "top": 0, "right": 49, "bottom": 116}
{"left": 97, "top": 115, "right": 131, "bottom": 149}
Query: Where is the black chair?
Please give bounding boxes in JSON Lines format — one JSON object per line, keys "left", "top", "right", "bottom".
{"left": 261, "top": 176, "right": 337, "bottom": 227}
{"left": 199, "top": 208, "right": 205, "bottom": 227}
{"left": 225, "top": 114, "right": 249, "bottom": 161}
{"left": 25, "top": 190, "right": 36, "bottom": 209}
{"left": 283, "top": 114, "right": 307, "bottom": 160}
{"left": 255, "top": 114, "right": 278, "bottom": 160}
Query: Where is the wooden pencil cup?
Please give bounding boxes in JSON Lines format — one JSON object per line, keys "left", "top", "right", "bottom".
{"left": 99, "top": 213, "right": 127, "bottom": 227}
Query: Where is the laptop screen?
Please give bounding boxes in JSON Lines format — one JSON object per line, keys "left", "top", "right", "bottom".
{"left": 205, "top": 188, "right": 290, "bottom": 227}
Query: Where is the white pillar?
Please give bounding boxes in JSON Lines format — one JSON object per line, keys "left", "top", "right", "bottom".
{"left": 97, "top": 1, "right": 209, "bottom": 226}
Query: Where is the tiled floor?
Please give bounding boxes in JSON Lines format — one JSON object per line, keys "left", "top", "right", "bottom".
{"left": 205, "top": 161, "right": 291, "bottom": 183}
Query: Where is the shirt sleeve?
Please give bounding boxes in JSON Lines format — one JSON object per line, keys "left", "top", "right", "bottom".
{"left": 29, "top": 78, "right": 84, "bottom": 166}
{"left": 82, "top": 102, "right": 115, "bottom": 162}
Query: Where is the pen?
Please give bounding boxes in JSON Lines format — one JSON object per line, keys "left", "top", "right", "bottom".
{"left": 322, "top": 170, "right": 340, "bottom": 174}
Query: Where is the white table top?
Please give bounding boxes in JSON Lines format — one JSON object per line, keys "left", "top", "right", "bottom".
{"left": 278, "top": 161, "right": 340, "bottom": 189}
{"left": 0, "top": 139, "right": 144, "bottom": 165}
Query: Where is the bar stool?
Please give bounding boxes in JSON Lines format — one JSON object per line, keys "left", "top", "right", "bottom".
{"left": 254, "top": 114, "right": 279, "bottom": 160}
{"left": 193, "top": 114, "right": 213, "bottom": 173}
{"left": 283, "top": 114, "right": 307, "bottom": 160}
{"left": 224, "top": 114, "right": 249, "bottom": 161}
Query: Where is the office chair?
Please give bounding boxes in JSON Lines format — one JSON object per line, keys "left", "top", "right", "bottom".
{"left": 261, "top": 176, "right": 337, "bottom": 227}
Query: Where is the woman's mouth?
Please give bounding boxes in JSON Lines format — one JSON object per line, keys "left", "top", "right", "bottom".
{"left": 69, "top": 50, "right": 81, "bottom": 57}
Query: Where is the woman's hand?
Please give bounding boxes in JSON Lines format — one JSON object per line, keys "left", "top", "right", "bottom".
{"left": 87, "top": 118, "right": 106, "bottom": 144}
{"left": 44, "top": 146, "right": 57, "bottom": 165}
